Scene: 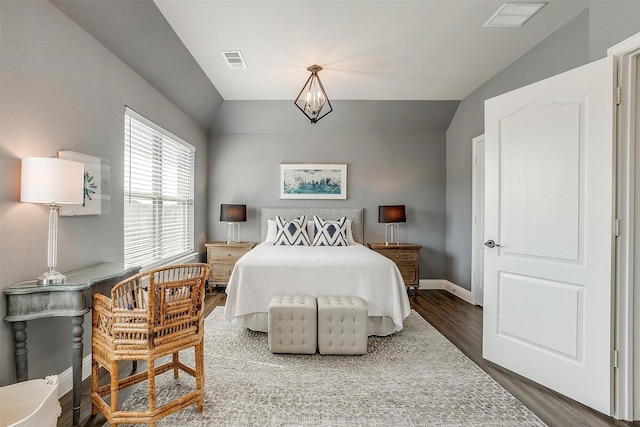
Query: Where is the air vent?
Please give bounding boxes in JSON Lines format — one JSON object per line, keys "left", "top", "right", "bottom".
{"left": 221, "top": 50, "right": 247, "bottom": 69}
{"left": 484, "top": 3, "right": 546, "bottom": 28}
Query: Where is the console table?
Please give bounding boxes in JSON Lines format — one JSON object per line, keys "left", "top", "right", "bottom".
{"left": 4, "top": 262, "right": 140, "bottom": 425}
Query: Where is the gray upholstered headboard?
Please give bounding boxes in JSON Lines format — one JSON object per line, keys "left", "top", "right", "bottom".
{"left": 260, "top": 207, "right": 364, "bottom": 244}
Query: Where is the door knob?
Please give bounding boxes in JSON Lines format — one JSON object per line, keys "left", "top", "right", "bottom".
{"left": 484, "top": 239, "right": 500, "bottom": 248}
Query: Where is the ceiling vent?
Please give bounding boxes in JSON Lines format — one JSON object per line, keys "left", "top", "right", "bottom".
{"left": 484, "top": 3, "right": 546, "bottom": 28}
{"left": 221, "top": 50, "right": 247, "bottom": 69}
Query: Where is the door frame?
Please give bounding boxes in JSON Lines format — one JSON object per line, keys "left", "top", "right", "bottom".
{"left": 471, "top": 134, "right": 485, "bottom": 306}
{"left": 609, "top": 31, "right": 640, "bottom": 421}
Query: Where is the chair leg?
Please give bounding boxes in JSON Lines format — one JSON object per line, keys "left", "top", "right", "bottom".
{"left": 110, "top": 360, "right": 119, "bottom": 413}
{"left": 173, "top": 352, "right": 179, "bottom": 379}
{"left": 148, "top": 359, "right": 156, "bottom": 412}
{"left": 195, "top": 340, "right": 204, "bottom": 412}
{"left": 91, "top": 357, "right": 99, "bottom": 415}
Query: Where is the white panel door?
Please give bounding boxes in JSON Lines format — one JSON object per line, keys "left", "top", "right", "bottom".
{"left": 483, "top": 56, "right": 616, "bottom": 414}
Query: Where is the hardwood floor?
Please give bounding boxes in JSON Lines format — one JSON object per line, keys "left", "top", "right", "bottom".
{"left": 413, "top": 291, "right": 637, "bottom": 427}
{"left": 59, "top": 289, "right": 638, "bottom": 427}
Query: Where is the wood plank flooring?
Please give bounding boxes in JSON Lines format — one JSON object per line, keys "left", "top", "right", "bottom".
{"left": 59, "top": 289, "right": 638, "bottom": 427}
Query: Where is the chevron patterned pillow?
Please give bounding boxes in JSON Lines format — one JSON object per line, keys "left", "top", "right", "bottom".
{"left": 274, "top": 215, "right": 311, "bottom": 246}
{"left": 312, "top": 215, "right": 348, "bottom": 246}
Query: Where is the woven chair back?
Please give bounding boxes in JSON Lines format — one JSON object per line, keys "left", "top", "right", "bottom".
{"left": 106, "top": 263, "right": 209, "bottom": 351}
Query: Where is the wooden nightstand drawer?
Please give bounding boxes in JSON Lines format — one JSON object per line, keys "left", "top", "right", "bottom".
{"left": 210, "top": 261, "right": 236, "bottom": 282}
{"left": 377, "top": 250, "right": 419, "bottom": 263}
{"left": 367, "top": 243, "right": 422, "bottom": 299}
{"left": 207, "top": 246, "right": 250, "bottom": 260}
{"left": 398, "top": 265, "right": 418, "bottom": 284}
{"left": 205, "top": 241, "right": 256, "bottom": 287}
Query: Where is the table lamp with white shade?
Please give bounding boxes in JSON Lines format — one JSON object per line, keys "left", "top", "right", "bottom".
{"left": 21, "top": 157, "right": 84, "bottom": 284}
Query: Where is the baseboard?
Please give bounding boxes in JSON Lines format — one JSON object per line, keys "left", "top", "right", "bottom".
{"left": 57, "top": 354, "right": 92, "bottom": 398}
{"left": 419, "top": 279, "right": 474, "bottom": 304}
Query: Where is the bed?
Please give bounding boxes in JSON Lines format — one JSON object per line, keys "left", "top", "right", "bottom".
{"left": 223, "top": 207, "right": 411, "bottom": 336}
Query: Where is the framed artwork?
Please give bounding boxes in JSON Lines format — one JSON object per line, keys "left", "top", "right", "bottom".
{"left": 58, "top": 151, "right": 111, "bottom": 216}
{"left": 280, "top": 164, "right": 347, "bottom": 199}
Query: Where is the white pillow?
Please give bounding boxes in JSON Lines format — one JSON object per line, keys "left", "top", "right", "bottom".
{"left": 345, "top": 219, "right": 356, "bottom": 244}
{"left": 265, "top": 219, "right": 277, "bottom": 242}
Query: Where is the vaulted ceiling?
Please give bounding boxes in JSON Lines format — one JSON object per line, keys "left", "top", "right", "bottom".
{"left": 52, "top": 0, "right": 589, "bottom": 130}
{"left": 154, "top": 0, "right": 587, "bottom": 101}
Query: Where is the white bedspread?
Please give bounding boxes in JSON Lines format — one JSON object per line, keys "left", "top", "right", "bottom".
{"left": 224, "top": 242, "right": 411, "bottom": 336}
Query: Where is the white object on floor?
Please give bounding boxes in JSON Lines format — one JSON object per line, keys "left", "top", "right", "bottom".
{"left": 0, "top": 375, "right": 61, "bottom": 427}
{"left": 317, "top": 296, "right": 368, "bottom": 355}
{"left": 268, "top": 295, "right": 317, "bottom": 354}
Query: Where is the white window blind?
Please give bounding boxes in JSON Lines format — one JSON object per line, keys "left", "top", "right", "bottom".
{"left": 124, "top": 107, "right": 195, "bottom": 269}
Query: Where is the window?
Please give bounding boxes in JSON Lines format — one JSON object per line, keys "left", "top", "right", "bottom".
{"left": 124, "top": 107, "right": 195, "bottom": 269}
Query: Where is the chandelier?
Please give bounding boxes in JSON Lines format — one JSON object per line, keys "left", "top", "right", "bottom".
{"left": 294, "top": 65, "right": 333, "bottom": 124}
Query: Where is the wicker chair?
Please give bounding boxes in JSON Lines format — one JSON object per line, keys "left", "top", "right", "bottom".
{"left": 91, "top": 263, "right": 210, "bottom": 427}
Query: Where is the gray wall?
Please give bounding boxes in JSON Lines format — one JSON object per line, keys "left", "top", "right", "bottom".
{"left": 0, "top": 1, "right": 209, "bottom": 385}
{"left": 209, "top": 100, "right": 459, "bottom": 279}
{"left": 588, "top": 1, "right": 640, "bottom": 62}
{"left": 445, "top": 3, "right": 640, "bottom": 290}
{"left": 50, "top": 0, "right": 224, "bottom": 131}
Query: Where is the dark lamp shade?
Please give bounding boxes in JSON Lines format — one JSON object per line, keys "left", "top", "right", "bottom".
{"left": 378, "top": 205, "right": 406, "bottom": 223}
{"left": 220, "top": 204, "right": 246, "bottom": 222}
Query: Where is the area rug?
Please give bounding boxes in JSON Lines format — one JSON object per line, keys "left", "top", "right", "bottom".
{"left": 114, "top": 307, "right": 546, "bottom": 426}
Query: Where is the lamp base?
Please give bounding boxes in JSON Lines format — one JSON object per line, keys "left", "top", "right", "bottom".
{"left": 384, "top": 223, "right": 400, "bottom": 246}
{"left": 37, "top": 270, "right": 66, "bottom": 285}
{"left": 226, "top": 222, "right": 240, "bottom": 244}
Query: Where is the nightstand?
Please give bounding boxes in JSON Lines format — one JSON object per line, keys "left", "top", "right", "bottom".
{"left": 367, "top": 243, "right": 422, "bottom": 299}
{"left": 205, "top": 242, "right": 256, "bottom": 288}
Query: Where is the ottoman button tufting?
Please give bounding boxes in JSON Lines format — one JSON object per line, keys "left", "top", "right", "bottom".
{"left": 268, "top": 295, "right": 317, "bottom": 354}
{"left": 317, "top": 296, "right": 368, "bottom": 355}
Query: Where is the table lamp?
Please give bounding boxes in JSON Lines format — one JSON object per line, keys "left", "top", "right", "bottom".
{"left": 220, "top": 204, "right": 246, "bottom": 244}
{"left": 21, "top": 157, "right": 84, "bottom": 284}
{"left": 378, "top": 205, "right": 406, "bottom": 246}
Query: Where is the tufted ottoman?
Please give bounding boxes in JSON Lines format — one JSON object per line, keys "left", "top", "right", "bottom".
{"left": 317, "top": 296, "right": 368, "bottom": 355}
{"left": 268, "top": 295, "right": 317, "bottom": 354}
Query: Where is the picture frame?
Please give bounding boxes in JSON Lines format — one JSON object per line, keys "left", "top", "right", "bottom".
{"left": 58, "top": 151, "right": 111, "bottom": 216}
{"left": 280, "top": 164, "right": 347, "bottom": 199}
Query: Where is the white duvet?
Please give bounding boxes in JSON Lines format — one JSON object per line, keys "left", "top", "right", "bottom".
{"left": 224, "top": 242, "right": 411, "bottom": 336}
